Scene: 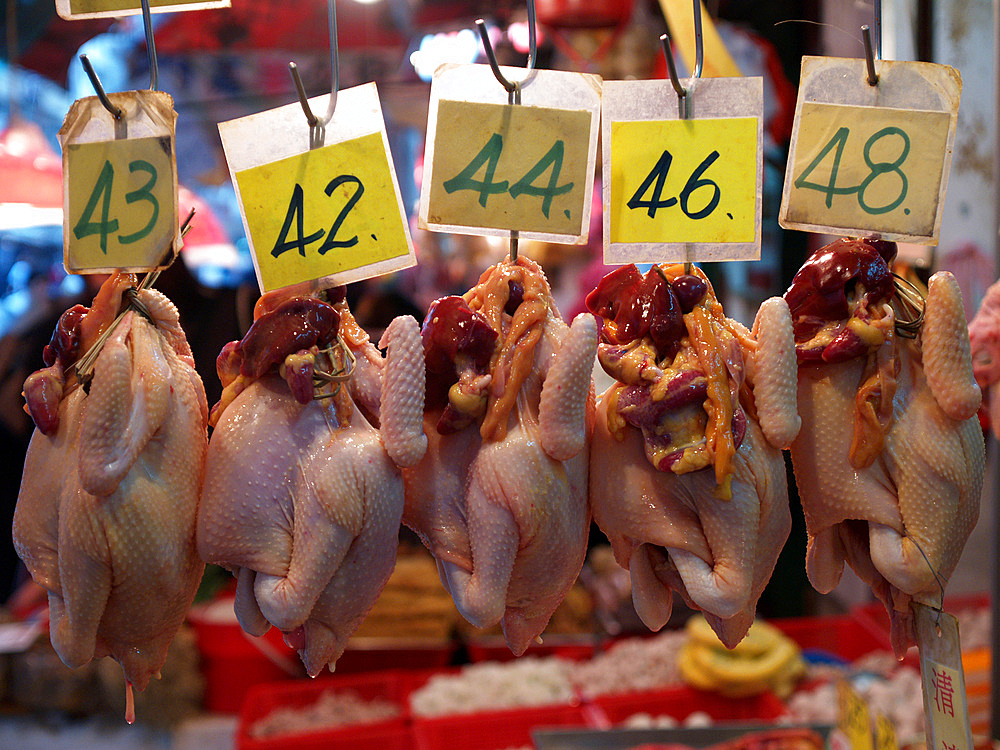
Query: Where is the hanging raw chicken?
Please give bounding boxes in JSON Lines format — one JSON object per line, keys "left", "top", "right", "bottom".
{"left": 403, "top": 256, "right": 597, "bottom": 654}
{"left": 197, "top": 286, "right": 426, "bottom": 676}
{"left": 587, "top": 264, "right": 799, "bottom": 647}
{"left": 13, "top": 272, "right": 208, "bottom": 709}
{"left": 968, "top": 278, "right": 1000, "bottom": 436}
{"left": 784, "top": 238, "right": 983, "bottom": 654}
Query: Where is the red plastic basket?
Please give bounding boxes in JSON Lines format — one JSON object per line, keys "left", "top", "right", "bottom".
{"left": 413, "top": 703, "right": 589, "bottom": 750}
{"left": 236, "top": 671, "right": 414, "bottom": 750}
{"left": 335, "top": 639, "right": 457, "bottom": 674}
{"left": 853, "top": 592, "right": 989, "bottom": 648}
{"left": 465, "top": 635, "right": 597, "bottom": 664}
{"left": 589, "top": 685, "right": 787, "bottom": 728}
{"left": 770, "top": 614, "right": 891, "bottom": 661}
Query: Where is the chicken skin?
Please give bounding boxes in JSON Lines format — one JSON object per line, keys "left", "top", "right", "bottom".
{"left": 587, "top": 264, "right": 799, "bottom": 647}
{"left": 784, "top": 238, "right": 983, "bottom": 653}
{"left": 403, "top": 256, "right": 597, "bottom": 654}
{"left": 13, "top": 272, "right": 208, "bottom": 694}
{"left": 197, "top": 287, "right": 425, "bottom": 676}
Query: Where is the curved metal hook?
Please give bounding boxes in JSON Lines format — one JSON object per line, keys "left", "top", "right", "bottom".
{"left": 80, "top": 55, "right": 122, "bottom": 119}
{"left": 140, "top": 0, "right": 158, "bottom": 91}
{"left": 475, "top": 0, "right": 537, "bottom": 97}
{"left": 872, "top": 0, "right": 882, "bottom": 61}
{"left": 288, "top": 0, "right": 339, "bottom": 128}
{"left": 659, "top": 0, "right": 704, "bottom": 119}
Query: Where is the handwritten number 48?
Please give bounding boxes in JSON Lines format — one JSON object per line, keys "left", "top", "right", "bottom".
{"left": 73, "top": 159, "right": 159, "bottom": 253}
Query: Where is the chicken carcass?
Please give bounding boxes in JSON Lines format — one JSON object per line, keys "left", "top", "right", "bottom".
{"left": 403, "top": 256, "right": 597, "bottom": 654}
{"left": 968, "top": 278, "right": 1000, "bottom": 436}
{"left": 587, "top": 264, "right": 799, "bottom": 647}
{"left": 13, "top": 272, "right": 208, "bottom": 702}
{"left": 784, "top": 238, "right": 983, "bottom": 653}
{"left": 197, "top": 286, "right": 426, "bottom": 676}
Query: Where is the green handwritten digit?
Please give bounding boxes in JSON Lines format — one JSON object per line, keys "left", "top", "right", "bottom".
{"left": 118, "top": 160, "right": 159, "bottom": 245}
{"left": 317, "top": 175, "right": 364, "bottom": 254}
{"left": 794, "top": 126, "right": 855, "bottom": 208}
{"left": 271, "top": 184, "right": 324, "bottom": 258}
{"left": 443, "top": 133, "right": 509, "bottom": 207}
{"left": 508, "top": 139, "right": 574, "bottom": 219}
{"left": 857, "top": 126, "right": 909, "bottom": 215}
{"left": 679, "top": 150, "right": 721, "bottom": 220}
{"left": 627, "top": 150, "right": 677, "bottom": 218}
{"left": 73, "top": 159, "right": 119, "bottom": 253}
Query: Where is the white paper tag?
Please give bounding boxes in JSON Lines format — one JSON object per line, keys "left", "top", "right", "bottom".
{"left": 914, "top": 602, "right": 973, "bottom": 750}
{"left": 602, "top": 77, "right": 762, "bottom": 264}
{"left": 419, "top": 63, "right": 602, "bottom": 245}
{"left": 218, "top": 82, "right": 416, "bottom": 294}
{"left": 56, "top": 0, "right": 229, "bottom": 20}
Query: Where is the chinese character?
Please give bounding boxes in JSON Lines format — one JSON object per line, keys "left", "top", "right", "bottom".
{"left": 941, "top": 742, "right": 957, "bottom": 750}
{"left": 932, "top": 668, "right": 955, "bottom": 717}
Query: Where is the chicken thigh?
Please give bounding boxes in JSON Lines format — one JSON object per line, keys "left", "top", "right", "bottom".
{"left": 13, "top": 272, "right": 208, "bottom": 698}
{"left": 197, "top": 287, "right": 425, "bottom": 676}
{"left": 403, "top": 256, "right": 597, "bottom": 654}
{"left": 587, "top": 264, "right": 799, "bottom": 647}
{"left": 784, "top": 238, "right": 983, "bottom": 653}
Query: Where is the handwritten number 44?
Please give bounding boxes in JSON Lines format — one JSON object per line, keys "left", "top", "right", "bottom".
{"left": 627, "top": 149, "right": 722, "bottom": 220}
{"left": 73, "top": 159, "right": 159, "bottom": 253}
{"left": 442, "top": 134, "right": 574, "bottom": 219}
{"left": 271, "top": 175, "right": 364, "bottom": 259}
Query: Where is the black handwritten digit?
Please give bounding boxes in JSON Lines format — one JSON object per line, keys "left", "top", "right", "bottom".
{"left": 118, "top": 160, "right": 159, "bottom": 245}
{"left": 508, "top": 140, "right": 574, "bottom": 219}
{"left": 678, "top": 150, "right": 721, "bottom": 220}
{"left": 442, "top": 133, "right": 509, "bottom": 207}
{"left": 73, "top": 159, "right": 119, "bottom": 253}
{"left": 317, "top": 175, "right": 364, "bottom": 254}
{"left": 271, "top": 184, "right": 324, "bottom": 258}
{"left": 627, "top": 150, "right": 677, "bottom": 218}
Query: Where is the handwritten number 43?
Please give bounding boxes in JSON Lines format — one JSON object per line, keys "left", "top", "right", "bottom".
{"left": 73, "top": 159, "right": 159, "bottom": 253}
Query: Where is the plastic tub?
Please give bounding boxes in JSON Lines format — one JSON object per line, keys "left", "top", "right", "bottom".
{"left": 413, "top": 703, "right": 588, "bottom": 750}
{"left": 188, "top": 599, "right": 303, "bottom": 714}
{"left": 589, "top": 685, "right": 787, "bottom": 728}
{"left": 237, "top": 671, "right": 413, "bottom": 750}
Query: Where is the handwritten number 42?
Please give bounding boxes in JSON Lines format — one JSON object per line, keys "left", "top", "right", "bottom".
{"left": 271, "top": 175, "right": 364, "bottom": 259}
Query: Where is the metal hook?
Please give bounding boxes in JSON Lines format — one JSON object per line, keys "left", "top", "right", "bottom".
{"left": 288, "top": 0, "right": 339, "bottom": 128}
{"left": 659, "top": 0, "right": 704, "bottom": 119}
{"left": 79, "top": 55, "right": 122, "bottom": 119}
{"left": 862, "top": 25, "right": 879, "bottom": 86}
{"left": 872, "top": 0, "right": 882, "bottom": 61}
{"left": 474, "top": 0, "right": 537, "bottom": 99}
{"left": 140, "top": 0, "right": 158, "bottom": 91}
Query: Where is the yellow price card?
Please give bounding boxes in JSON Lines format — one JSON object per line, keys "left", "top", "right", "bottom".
{"left": 602, "top": 77, "right": 762, "bottom": 264}
{"left": 58, "top": 0, "right": 228, "bottom": 19}
{"left": 236, "top": 132, "right": 411, "bottom": 293}
{"left": 419, "top": 63, "right": 602, "bottom": 244}
{"left": 426, "top": 100, "right": 591, "bottom": 236}
{"left": 874, "top": 714, "right": 898, "bottom": 750}
{"left": 838, "top": 680, "right": 874, "bottom": 750}
{"left": 610, "top": 118, "right": 757, "bottom": 244}
{"left": 65, "top": 136, "right": 176, "bottom": 273}
{"left": 780, "top": 56, "right": 961, "bottom": 244}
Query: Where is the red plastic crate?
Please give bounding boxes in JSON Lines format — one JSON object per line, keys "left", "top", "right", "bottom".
{"left": 237, "top": 671, "right": 414, "bottom": 750}
{"left": 335, "top": 639, "right": 457, "bottom": 673}
{"left": 770, "top": 614, "right": 891, "bottom": 661}
{"left": 589, "top": 685, "right": 787, "bottom": 728}
{"left": 854, "top": 592, "right": 989, "bottom": 648}
{"left": 466, "top": 635, "right": 598, "bottom": 664}
{"left": 413, "top": 703, "right": 589, "bottom": 750}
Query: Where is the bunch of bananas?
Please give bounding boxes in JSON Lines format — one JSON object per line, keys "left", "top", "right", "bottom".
{"left": 678, "top": 615, "right": 806, "bottom": 698}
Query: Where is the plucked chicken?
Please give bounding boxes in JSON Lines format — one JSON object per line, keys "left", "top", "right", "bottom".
{"left": 968, "top": 278, "right": 1000, "bottom": 437}
{"left": 784, "top": 238, "right": 983, "bottom": 653}
{"left": 197, "top": 286, "right": 426, "bottom": 676}
{"left": 403, "top": 256, "right": 597, "bottom": 654}
{"left": 587, "top": 264, "right": 799, "bottom": 648}
{"left": 13, "top": 272, "right": 208, "bottom": 706}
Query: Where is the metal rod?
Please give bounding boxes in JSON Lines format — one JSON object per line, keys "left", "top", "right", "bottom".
{"left": 692, "top": 0, "right": 704, "bottom": 80}
{"left": 475, "top": 0, "right": 538, "bottom": 96}
{"left": 80, "top": 54, "right": 123, "bottom": 118}
{"left": 288, "top": 0, "right": 339, "bottom": 127}
{"left": 140, "top": 0, "right": 158, "bottom": 91}
{"left": 659, "top": 33, "right": 686, "bottom": 99}
{"left": 873, "top": 0, "right": 882, "bottom": 61}
{"left": 862, "top": 25, "right": 879, "bottom": 86}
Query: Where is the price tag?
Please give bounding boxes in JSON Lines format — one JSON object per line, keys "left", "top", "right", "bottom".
{"left": 602, "top": 77, "right": 762, "bottom": 264}
{"left": 419, "top": 63, "right": 601, "bottom": 245}
{"left": 780, "top": 56, "right": 961, "bottom": 244}
{"left": 60, "top": 91, "right": 178, "bottom": 273}
{"left": 220, "top": 82, "right": 415, "bottom": 293}
{"left": 57, "top": 0, "right": 228, "bottom": 20}
{"left": 874, "top": 714, "right": 898, "bottom": 750}
{"left": 837, "top": 679, "right": 874, "bottom": 750}
{"left": 915, "top": 603, "right": 973, "bottom": 750}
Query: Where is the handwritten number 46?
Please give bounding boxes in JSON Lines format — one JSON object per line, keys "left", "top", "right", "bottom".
{"left": 442, "top": 133, "right": 574, "bottom": 219}
{"left": 271, "top": 175, "right": 364, "bottom": 259}
{"left": 628, "top": 149, "right": 722, "bottom": 220}
{"left": 73, "top": 159, "right": 159, "bottom": 253}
